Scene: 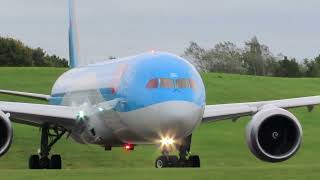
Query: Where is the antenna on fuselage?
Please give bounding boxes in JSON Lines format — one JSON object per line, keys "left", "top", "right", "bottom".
{"left": 68, "top": 0, "right": 80, "bottom": 68}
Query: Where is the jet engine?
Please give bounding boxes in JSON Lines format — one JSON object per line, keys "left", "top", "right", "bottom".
{"left": 246, "top": 107, "right": 302, "bottom": 162}
{"left": 0, "top": 111, "right": 13, "bottom": 157}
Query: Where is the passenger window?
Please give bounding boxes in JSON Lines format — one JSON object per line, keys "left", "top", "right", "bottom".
{"left": 146, "top": 79, "right": 159, "bottom": 88}
{"left": 160, "top": 78, "right": 174, "bottom": 88}
{"left": 176, "top": 79, "right": 190, "bottom": 88}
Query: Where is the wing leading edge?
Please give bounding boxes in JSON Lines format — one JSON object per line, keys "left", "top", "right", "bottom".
{"left": 0, "top": 101, "right": 79, "bottom": 129}
{"left": 0, "top": 89, "right": 51, "bottom": 101}
{"left": 203, "top": 96, "right": 320, "bottom": 123}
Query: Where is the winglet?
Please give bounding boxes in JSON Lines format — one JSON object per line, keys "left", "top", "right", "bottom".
{"left": 68, "top": 0, "right": 80, "bottom": 68}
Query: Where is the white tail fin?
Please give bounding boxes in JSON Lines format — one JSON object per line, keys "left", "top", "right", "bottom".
{"left": 68, "top": 0, "right": 80, "bottom": 68}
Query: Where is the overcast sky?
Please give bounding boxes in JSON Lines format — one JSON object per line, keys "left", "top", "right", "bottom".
{"left": 1, "top": 0, "right": 320, "bottom": 63}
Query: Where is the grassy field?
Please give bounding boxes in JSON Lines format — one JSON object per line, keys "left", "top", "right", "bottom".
{"left": 0, "top": 67, "right": 320, "bottom": 179}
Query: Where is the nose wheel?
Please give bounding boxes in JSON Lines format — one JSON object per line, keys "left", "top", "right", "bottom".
{"left": 29, "top": 126, "right": 65, "bottom": 169}
{"left": 155, "top": 155, "right": 200, "bottom": 168}
{"left": 155, "top": 135, "right": 200, "bottom": 168}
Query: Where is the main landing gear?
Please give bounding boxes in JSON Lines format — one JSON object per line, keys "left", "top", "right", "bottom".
{"left": 155, "top": 135, "right": 200, "bottom": 168}
{"left": 29, "top": 126, "right": 66, "bottom": 169}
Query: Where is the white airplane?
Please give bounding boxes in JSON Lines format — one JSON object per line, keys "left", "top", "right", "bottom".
{"left": 0, "top": 0, "right": 319, "bottom": 169}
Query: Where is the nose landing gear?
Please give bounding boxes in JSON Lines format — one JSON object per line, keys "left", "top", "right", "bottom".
{"left": 155, "top": 135, "right": 200, "bottom": 168}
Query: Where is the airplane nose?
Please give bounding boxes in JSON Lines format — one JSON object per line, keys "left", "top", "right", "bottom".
{"left": 159, "top": 101, "right": 203, "bottom": 138}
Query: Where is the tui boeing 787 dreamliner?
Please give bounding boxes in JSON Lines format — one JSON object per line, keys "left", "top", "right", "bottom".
{"left": 0, "top": 0, "right": 319, "bottom": 169}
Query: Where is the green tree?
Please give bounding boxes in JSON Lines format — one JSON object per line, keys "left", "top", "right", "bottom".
{"left": 0, "top": 36, "right": 68, "bottom": 67}
{"left": 243, "top": 36, "right": 265, "bottom": 76}
{"left": 184, "top": 41, "right": 245, "bottom": 74}
{"left": 184, "top": 41, "right": 208, "bottom": 72}
{"left": 276, "top": 57, "right": 302, "bottom": 77}
{"left": 304, "top": 55, "right": 320, "bottom": 77}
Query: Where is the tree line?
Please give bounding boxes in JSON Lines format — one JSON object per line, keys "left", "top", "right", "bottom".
{"left": 0, "top": 37, "right": 68, "bottom": 67}
{"left": 183, "top": 36, "right": 320, "bottom": 77}
{"left": 2, "top": 35, "right": 320, "bottom": 77}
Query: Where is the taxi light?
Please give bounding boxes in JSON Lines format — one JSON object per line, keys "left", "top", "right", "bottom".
{"left": 161, "top": 137, "right": 175, "bottom": 146}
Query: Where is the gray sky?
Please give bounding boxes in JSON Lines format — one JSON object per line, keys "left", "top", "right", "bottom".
{"left": 1, "top": 0, "right": 320, "bottom": 63}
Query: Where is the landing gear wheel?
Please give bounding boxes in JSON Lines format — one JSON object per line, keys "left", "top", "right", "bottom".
{"left": 155, "top": 156, "right": 168, "bottom": 168}
{"left": 189, "top": 155, "right": 200, "bottom": 168}
{"left": 50, "top": 154, "right": 62, "bottom": 169}
{"left": 39, "top": 157, "right": 50, "bottom": 169}
{"left": 167, "top": 156, "right": 178, "bottom": 167}
{"left": 28, "top": 126, "right": 66, "bottom": 169}
{"left": 29, "top": 155, "right": 40, "bottom": 169}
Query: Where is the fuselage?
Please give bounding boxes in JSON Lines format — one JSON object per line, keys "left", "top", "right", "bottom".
{"left": 49, "top": 52, "right": 206, "bottom": 146}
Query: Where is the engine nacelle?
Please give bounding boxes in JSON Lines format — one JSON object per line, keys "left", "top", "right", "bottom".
{"left": 246, "top": 107, "right": 302, "bottom": 162}
{"left": 0, "top": 111, "right": 13, "bottom": 157}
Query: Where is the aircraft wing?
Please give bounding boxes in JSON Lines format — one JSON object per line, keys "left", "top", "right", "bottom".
{"left": 0, "top": 89, "right": 51, "bottom": 101}
{"left": 203, "top": 96, "right": 320, "bottom": 123}
{"left": 0, "top": 101, "right": 80, "bottom": 129}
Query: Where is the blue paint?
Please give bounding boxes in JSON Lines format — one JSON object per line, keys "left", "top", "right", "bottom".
{"left": 99, "top": 88, "right": 117, "bottom": 101}
{"left": 68, "top": 0, "right": 79, "bottom": 68}
{"left": 49, "top": 93, "right": 65, "bottom": 105}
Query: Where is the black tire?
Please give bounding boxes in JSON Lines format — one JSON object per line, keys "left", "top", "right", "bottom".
{"left": 167, "top": 156, "right": 179, "bottom": 167}
{"left": 155, "top": 156, "right": 168, "bottom": 168}
{"left": 39, "top": 157, "right": 50, "bottom": 169}
{"left": 50, "top": 154, "right": 62, "bottom": 169}
{"left": 189, "top": 155, "right": 200, "bottom": 168}
{"left": 29, "top": 155, "right": 40, "bottom": 169}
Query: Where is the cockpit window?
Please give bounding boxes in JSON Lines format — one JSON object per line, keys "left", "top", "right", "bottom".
{"left": 176, "top": 79, "right": 191, "bottom": 88}
{"left": 146, "top": 79, "right": 159, "bottom": 89}
{"left": 190, "top": 79, "right": 197, "bottom": 90}
{"left": 146, "top": 78, "right": 196, "bottom": 90}
{"left": 160, "top": 78, "right": 174, "bottom": 88}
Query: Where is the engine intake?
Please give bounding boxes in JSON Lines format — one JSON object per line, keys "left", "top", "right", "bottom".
{"left": 0, "top": 111, "right": 13, "bottom": 157}
{"left": 246, "top": 107, "right": 302, "bottom": 162}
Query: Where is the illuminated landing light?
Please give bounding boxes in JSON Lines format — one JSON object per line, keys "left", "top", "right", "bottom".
{"left": 158, "top": 136, "right": 177, "bottom": 152}
{"left": 124, "top": 144, "right": 134, "bottom": 151}
{"left": 161, "top": 137, "right": 175, "bottom": 146}
{"left": 151, "top": 49, "right": 156, "bottom": 54}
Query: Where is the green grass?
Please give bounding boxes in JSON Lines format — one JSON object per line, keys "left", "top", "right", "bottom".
{"left": 0, "top": 67, "right": 320, "bottom": 179}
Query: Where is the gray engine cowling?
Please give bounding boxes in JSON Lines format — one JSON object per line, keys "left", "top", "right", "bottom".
{"left": 246, "top": 107, "right": 302, "bottom": 162}
{"left": 0, "top": 111, "right": 13, "bottom": 157}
